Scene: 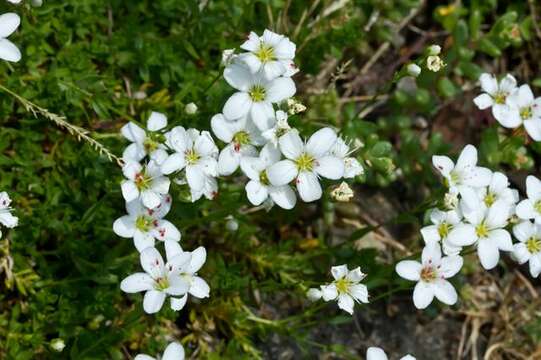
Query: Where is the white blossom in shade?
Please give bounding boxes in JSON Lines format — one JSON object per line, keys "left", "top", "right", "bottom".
{"left": 120, "top": 247, "right": 191, "bottom": 314}
{"left": 395, "top": 243, "right": 463, "bottom": 309}
{"left": 164, "top": 241, "right": 210, "bottom": 311}
{"left": 516, "top": 175, "right": 541, "bottom": 224}
{"left": 189, "top": 175, "right": 218, "bottom": 203}
{"left": 432, "top": 144, "right": 492, "bottom": 207}
{"left": 330, "top": 137, "right": 364, "bottom": 179}
{"left": 135, "top": 342, "right": 185, "bottom": 360}
{"left": 222, "top": 61, "right": 296, "bottom": 131}
{"left": 221, "top": 48, "right": 236, "bottom": 67}
{"left": 240, "top": 143, "right": 297, "bottom": 209}
{"left": 211, "top": 113, "right": 264, "bottom": 175}
{"left": 161, "top": 127, "right": 218, "bottom": 194}
{"left": 121, "top": 161, "right": 170, "bottom": 209}
{"left": 473, "top": 73, "right": 518, "bottom": 126}
{"left": 366, "top": 347, "right": 416, "bottom": 360}
{"left": 0, "top": 13, "right": 21, "bottom": 62}
{"left": 121, "top": 112, "right": 169, "bottom": 163}
{"left": 261, "top": 110, "right": 292, "bottom": 146}
{"left": 447, "top": 200, "right": 513, "bottom": 270}
{"left": 0, "top": 192, "right": 18, "bottom": 230}
{"left": 238, "top": 29, "right": 297, "bottom": 80}
{"left": 512, "top": 221, "right": 541, "bottom": 277}
{"left": 420, "top": 208, "right": 463, "bottom": 256}
{"left": 267, "top": 128, "right": 344, "bottom": 202}
{"left": 506, "top": 84, "right": 541, "bottom": 139}
{"left": 474, "top": 171, "right": 518, "bottom": 214}
{"left": 112, "top": 195, "right": 180, "bottom": 252}
{"left": 318, "top": 265, "right": 369, "bottom": 314}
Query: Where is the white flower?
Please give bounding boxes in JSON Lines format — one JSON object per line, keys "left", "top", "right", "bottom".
{"left": 113, "top": 195, "right": 180, "bottom": 252}
{"left": 330, "top": 137, "right": 364, "bottom": 178}
{"left": 121, "top": 112, "right": 169, "bottom": 163}
{"left": 267, "top": 128, "right": 344, "bottom": 202}
{"left": 184, "top": 102, "right": 198, "bottom": 115}
{"left": 473, "top": 73, "right": 518, "bottom": 125}
{"left": 211, "top": 113, "right": 264, "bottom": 175}
{"left": 164, "top": 241, "right": 210, "bottom": 311}
{"left": 367, "top": 347, "right": 416, "bottom": 360}
{"left": 121, "top": 161, "right": 170, "bottom": 209}
{"left": 432, "top": 144, "right": 492, "bottom": 207}
{"left": 330, "top": 182, "right": 354, "bottom": 202}
{"left": 238, "top": 29, "right": 297, "bottom": 80}
{"left": 427, "top": 44, "right": 441, "bottom": 55}
{"left": 447, "top": 200, "right": 512, "bottom": 270}
{"left": 189, "top": 175, "right": 218, "bottom": 203}
{"left": 319, "top": 265, "right": 369, "bottom": 314}
{"left": 120, "top": 247, "right": 191, "bottom": 314}
{"left": 420, "top": 208, "right": 463, "bottom": 256}
{"left": 50, "top": 338, "right": 65, "bottom": 352}
{"left": 0, "top": 13, "right": 21, "bottom": 62}
{"left": 474, "top": 171, "right": 518, "bottom": 212}
{"left": 161, "top": 127, "right": 218, "bottom": 194}
{"left": 261, "top": 110, "right": 292, "bottom": 146}
{"left": 512, "top": 221, "right": 541, "bottom": 277}
{"left": 0, "top": 191, "right": 18, "bottom": 229}
{"left": 516, "top": 175, "right": 541, "bottom": 224}
{"left": 506, "top": 84, "right": 541, "bottom": 140}
{"left": 223, "top": 61, "right": 296, "bottom": 131}
{"left": 426, "top": 55, "right": 444, "bottom": 72}
{"left": 240, "top": 143, "right": 297, "bottom": 209}
{"left": 395, "top": 243, "right": 463, "bottom": 309}
{"left": 135, "top": 342, "right": 185, "bottom": 360}
{"left": 406, "top": 63, "right": 421, "bottom": 77}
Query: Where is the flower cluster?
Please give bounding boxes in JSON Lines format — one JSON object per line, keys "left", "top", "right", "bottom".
{"left": 0, "top": 191, "right": 18, "bottom": 239}
{"left": 397, "top": 143, "right": 541, "bottom": 309}
{"left": 306, "top": 264, "right": 369, "bottom": 314}
{"left": 473, "top": 73, "right": 541, "bottom": 140}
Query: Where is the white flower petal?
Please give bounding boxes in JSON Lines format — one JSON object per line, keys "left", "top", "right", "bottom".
{"left": 140, "top": 247, "right": 165, "bottom": 279}
{"left": 161, "top": 153, "right": 186, "bottom": 175}
{"left": 489, "top": 229, "right": 513, "bottom": 251}
{"left": 268, "top": 185, "right": 297, "bottom": 210}
{"left": 296, "top": 171, "right": 322, "bottom": 202}
{"left": 524, "top": 119, "right": 541, "bottom": 141}
{"left": 246, "top": 180, "right": 269, "bottom": 206}
{"left": 147, "top": 112, "right": 167, "bottom": 131}
{"left": 366, "top": 347, "right": 389, "bottom": 360}
{"left": 321, "top": 283, "right": 338, "bottom": 301}
{"left": 331, "top": 265, "right": 348, "bottom": 280}
{"left": 314, "top": 156, "right": 344, "bottom": 180}
{"left": 223, "top": 92, "right": 252, "bottom": 121}
{"left": 170, "top": 294, "right": 188, "bottom": 311}
{"left": 473, "top": 93, "right": 494, "bottom": 110}
{"left": 141, "top": 190, "right": 161, "bottom": 209}
{"left": 433, "top": 280, "right": 458, "bottom": 305}
{"left": 513, "top": 243, "right": 530, "bottom": 264}
{"left": 516, "top": 199, "right": 536, "bottom": 220}
{"left": 188, "top": 246, "right": 207, "bottom": 273}
{"left": 412, "top": 281, "right": 434, "bottom": 309}
{"left": 143, "top": 290, "right": 166, "bottom": 314}
{"left": 0, "top": 13, "right": 20, "bottom": 38}
{"left": 223, "top": 62, "right": 253, "bottom": 91}
{"left": 162, "top": 342, "right": 185, "bottom": 360}
{"left": 278, "top": 130, "right": 304, "bottom": 160}
{"left": 432, "top": 155, "right": 454, "bottom": 177}
{"left": 477, "top": 238, "right": 500, "bottom": 270}
{"left": 218, "top": 146, "right": 241, "bottom": 176}
{"left": 527, "top": 175, "right": 541, "bottom": 201}
{"left": 265, "top": 77, "right": 296, "bottom": 102}
{"left": 121, "top": 122, "right": 146, "bottom": 144}
{"left": 120, "top": 273, "right": 155, "bottom": 293}
{"left": 513, "top": 221, "right": 535, "bottom": 242}
{"left": 439, "top": 255, "right": 463, "bottom": 278}
{"left": 479, "top": 73, "right": 498, "bottom": 94}
{"left": 267, "top": 160, "right": 298, "bottom": 186}
{"left": 337, "top": 293, "right": 354, "bottom": 314}
{"left": 305, "top": 128, "right": 338, "bottom": 158}
{"left": 395, "top": 260, "right": 421, "bottom": 281}
{"left": 349, "top": 284, "right": 369, "bottom": 303}
{"left": 121, "top": 181, "right": 139, "bottom": 202}
{"left": 189, "top": 277, "right": 210, "bottom": 298}
{"left": 210, "top": 113, "right": 235, "bottom": 142}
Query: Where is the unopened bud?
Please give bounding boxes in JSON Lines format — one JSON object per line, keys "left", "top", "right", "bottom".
{"left": 428, "top": 45, "right": 441, "bottom": 55}
{"left": 184, "top": 102, "right": 198, "bottom": 115}
{"left": 407, "top": 63, "right": 421, "bottom": 77}
{"left": 50, "top": 339, "right": 65, "bottom": 352}
{"left": 307, "top": 288, "right": 322, "bottom": 301}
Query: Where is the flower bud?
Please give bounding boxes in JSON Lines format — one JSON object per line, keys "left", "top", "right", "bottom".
{"left": 184, "top": 102, "right": 198, "bottom": 115}
{"left": 307, "top": 288, "right": 322, "bottom": 301}
{"left": 407, "top": 64, "right": 421, "bottom": 77}
{"left": 50, "top": 338, "right": 65, "bottom": 352}
{"left": 428, "top": 45, "right": 441, "bottom": 55}
{"left": 225, "top": 217, "right": 239, "bottom": 232}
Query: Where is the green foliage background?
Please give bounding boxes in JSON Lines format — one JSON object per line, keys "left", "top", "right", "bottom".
{"left": 1, "top": 0, "right": 540, "bottom": 358}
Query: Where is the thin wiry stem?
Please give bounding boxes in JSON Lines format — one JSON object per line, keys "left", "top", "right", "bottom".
{"left": 0, "top": 84, "right": 123, "bottom": 167}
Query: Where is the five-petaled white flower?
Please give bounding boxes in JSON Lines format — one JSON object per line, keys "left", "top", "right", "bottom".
{"left": 120, "top": 247, "right": 191, "bottom": 314}
{"left": 121, "top": 161, "right": 170, "bottom": 209}
{"left": 512, "top": 221, "right": 541, "bottom": 278}
{"left": 238, "top": 29, "right": 297, "bottom": 80}
{"left": 506, "top": 84, "right": 541, "bottom": 139}
{"left": 366, "top": 347, "right": 416, "bottom": 360}
{"left": 395, "top": 243, "right": 463, "bottom": 309}
{"left": 121, "top": 112, "right": 169, "bottom": 163}
{"left": 135, "top": 342, "right": 185, "bottom": 360}
{"left": 211, "top": 113, "right": 264, "bottom": 175}
{"left": 516, "top": 175, "right": 541, "bottom": 224}
{"left": 447, "top": 200, "right": 512, "bottom": 270}
{"left": 267, "top": 128, "right": 344, "bottom": 202}
{"left": 161, "top": 127, "right": 218, "bottom": 195}
{"left": 222, "top": 61, "right": 296, "bottom": 131}
{"left": 309, "top": 265, "right": 369, "bottom": 314}
{"left": 164, "top": 241, "right": 210, "bottom": 311}
{"left": 473, "top": 171, "right": 518, "bottom": 211}
{"left": 0, "top": 13, "right": 21, "bottom": 62}
{"left": 0, "top": 191, "right": 18, "bottom": 239}
{"left": 420, "top": 208, "right": 463, "bottom": 256}
{"left": 473, "top": 73, "right": 517, "bottom": 126}
{"left": 240, "top": 143, "right": 297, "bottom": 209}
{"left": 330, "top": 137, "right": 364, "bottom": 179}
{"left": 113, "top": 195, "right": 180, "bottom": 252}
{"left": 432, "top": 144, "right": 492, "bottom": 207}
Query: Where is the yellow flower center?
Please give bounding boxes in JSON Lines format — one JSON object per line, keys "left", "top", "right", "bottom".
{"left": 249, "top": 85, "right": 266, "bottom": 102}
{"left": 335, "top": 278, "right": 350, "bottom": 294}
{"left": 420, "top": 266, "right": 437, "bottom": 282}
{"left": 476, "top": 222, "right": 489, "bottom": 238}
{"left": 438, "top": 222, "right": 451, "bottom": 238}
{"left": 295, "top": 153, "right": 315, "bottom": 172}
{"left": 155, "top": 277, "right": 169, "bottom": 291}
{"left": 134, "top": 172, "right": 152, "bottom": 191}
{"left": 526, "top": 236, "right": 541, "bottom": 254}
{"left": 135, "top": 216, "right": 155, "bottom": 232}
{"left": 255, "top": 43, "right": 275, "bottom": 63}
{"left": 535, "top": 201, "right": 541, "bottom": 214}
{"left": 259, "top": 170, "right": 270, "bottom": 185}
{"left": 520, "top": 107, "right": 532, "bottom": 120}
{"left": 185, "top": 149, "right": 200, "bottom": 165}
{"left": 484, "top": 192, "right": 496, "bottom": 207}
{"left": 233, "top": 131, "right": 251, "bottom": 151}
{"left": 493, "top": 91, "right": 507, "bottom": 104}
